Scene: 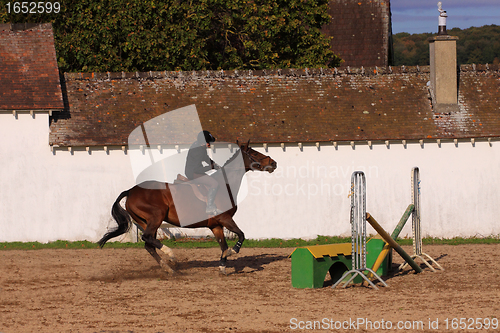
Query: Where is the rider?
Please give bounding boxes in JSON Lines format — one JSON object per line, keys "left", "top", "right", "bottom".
{"left": 185, "top": 130, "right": 222, "bottom": 215}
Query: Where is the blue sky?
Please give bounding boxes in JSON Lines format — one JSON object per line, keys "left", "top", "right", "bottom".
{"left": 391, "top": 0, "right": 500, "bottom": 34}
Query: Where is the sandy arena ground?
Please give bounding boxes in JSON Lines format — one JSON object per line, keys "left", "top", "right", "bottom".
{"left": 1, "top": 244, "right": 499, "bottom": 332}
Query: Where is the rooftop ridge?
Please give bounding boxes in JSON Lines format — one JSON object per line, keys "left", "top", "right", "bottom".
{"left": 63, "top": 64, "right": 500, "bottom": 82}
{"left": 63, "top": 65, "right": 435, "bottom": 82}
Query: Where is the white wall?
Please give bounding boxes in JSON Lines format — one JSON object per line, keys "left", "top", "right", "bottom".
{"left": 0, "top": 112, "right": 133, "bottom": 242}
{"left": 236, "top": 140, "right": 500, "bottom": 240}
{"left": 1, "top": 112, "right": 499, "bottom": 242}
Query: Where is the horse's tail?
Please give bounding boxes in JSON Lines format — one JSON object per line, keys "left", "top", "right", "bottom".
{"left": 98, "top": 190, "right": 132, "bottom": 248}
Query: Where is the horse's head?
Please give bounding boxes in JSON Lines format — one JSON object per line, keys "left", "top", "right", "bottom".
{"left": 239, "top": 140, "right": 277, "bottom": 173}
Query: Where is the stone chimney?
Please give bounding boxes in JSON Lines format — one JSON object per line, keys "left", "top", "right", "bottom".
{"left": 428, "top": 2, "right": 459, "bottom": 112}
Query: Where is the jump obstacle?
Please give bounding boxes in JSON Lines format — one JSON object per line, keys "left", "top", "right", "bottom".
{"left": 331, "top": 172, "right": 388, "bottom": 290}
{"left": 366, "top": 167, "right": 443, "bottom": 282}
{"left": 291, "top": 167, "right": 442, "bottom": 290}
{"left": 400, "top": 167, "right": 444, "bottom": 272}
{"left": 289, "top": 237, "right": 389, "bottom": 289}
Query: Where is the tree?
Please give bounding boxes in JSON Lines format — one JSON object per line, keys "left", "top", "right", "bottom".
{"left": 393, "top": 25, "right": 500, "bottom": 66}
{"left": 0, "top": 0, "right": 342, "bottom": 72}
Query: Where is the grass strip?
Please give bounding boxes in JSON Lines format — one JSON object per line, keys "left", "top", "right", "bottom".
{"left": 0, "top": 235, "right": 499, "bottom": 251}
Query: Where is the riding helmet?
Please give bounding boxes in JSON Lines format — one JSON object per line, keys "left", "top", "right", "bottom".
{"left": 197, "top": 130, "right": 215, "bottom": 144}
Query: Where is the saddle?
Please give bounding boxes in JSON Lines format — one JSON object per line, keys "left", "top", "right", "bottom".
{"left": 172, "top": 174, "right": 208, "bottom": 202}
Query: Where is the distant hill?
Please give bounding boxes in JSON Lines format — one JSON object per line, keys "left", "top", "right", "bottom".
{"left": 392, "top": 25, "right": 500, "bottom": 66}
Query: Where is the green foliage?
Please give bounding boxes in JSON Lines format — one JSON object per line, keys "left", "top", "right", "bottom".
{"left": 452, "top": 25, "right": 500, "bottom": 65}
{"left": 0, "top": 0, "right": 341, "bottom": 72}
{"left": 393, "top": 31, "right": 434, "bottom": 66}
{"left": 393, "top": 25, "right": 500, "bottom": 66}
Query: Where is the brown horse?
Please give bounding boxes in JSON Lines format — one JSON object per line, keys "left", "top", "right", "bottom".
{"left": 98, "top": 141, "right": 277, "bottom": 274}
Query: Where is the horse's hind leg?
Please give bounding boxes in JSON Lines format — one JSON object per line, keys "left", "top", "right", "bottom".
{"left": 143, "top": 243, "right": 168, "bottom": 273}
{"left": 143, "top": 233, "right": 175, "bottom": 274}
{"left": 142, "top": 214, "right": 175, "bottom": 273}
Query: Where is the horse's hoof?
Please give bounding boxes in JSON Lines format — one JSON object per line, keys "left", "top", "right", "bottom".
{"left": 160, "top": 260, "right": 175, "bottom": 274}
{"left": 219, "top": 266, "right": 227, "bottom": 275}
{"left": 163, "top": 267, "right": 175, "bottom": 275}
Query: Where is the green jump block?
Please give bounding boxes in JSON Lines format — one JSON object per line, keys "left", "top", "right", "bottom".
{"left": 290, "top": 238, "right": 390, "bottom": 288}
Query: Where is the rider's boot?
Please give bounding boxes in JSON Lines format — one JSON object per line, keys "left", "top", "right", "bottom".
{"left": 206, "top": 188, "right": 223, "bottom": 215}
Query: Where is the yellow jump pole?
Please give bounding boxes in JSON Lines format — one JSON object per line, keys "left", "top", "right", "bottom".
{"left": 363, "top": 204, "right": 414, "bottom": 284}
{"left": 366, "top": 213, "right": 422, "bottom": 273}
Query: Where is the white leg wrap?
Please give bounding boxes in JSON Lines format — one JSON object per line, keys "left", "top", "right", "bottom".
{"left": 160, "top": 245, "right": 175, "bottom": 259}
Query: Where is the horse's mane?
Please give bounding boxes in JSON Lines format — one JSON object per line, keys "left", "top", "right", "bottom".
{"left": 222, "top": 145, "right": 243, "bottom": 167}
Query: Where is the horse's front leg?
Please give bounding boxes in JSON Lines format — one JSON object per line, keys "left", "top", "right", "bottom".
{"left": 220, "top": 217, "right": 245, "bottom": 257}
{"left": 211, "top": 225, "right": 229, "bottom": 275}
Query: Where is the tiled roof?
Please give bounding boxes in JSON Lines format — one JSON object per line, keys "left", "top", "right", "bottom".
{"left": 0, "top": 23, "right": 63, "bottom": 110}
{"left": 49, "top": 65, "right": 500, "bottom": 147}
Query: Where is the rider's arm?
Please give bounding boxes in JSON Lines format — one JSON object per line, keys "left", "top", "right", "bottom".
{"left": 187, "top": 146, "right": 212, "bottom": 175}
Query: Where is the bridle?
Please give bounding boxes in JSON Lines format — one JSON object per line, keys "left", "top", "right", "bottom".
{"left": 241, "top": 146, "right": 273, "bottom": 171}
